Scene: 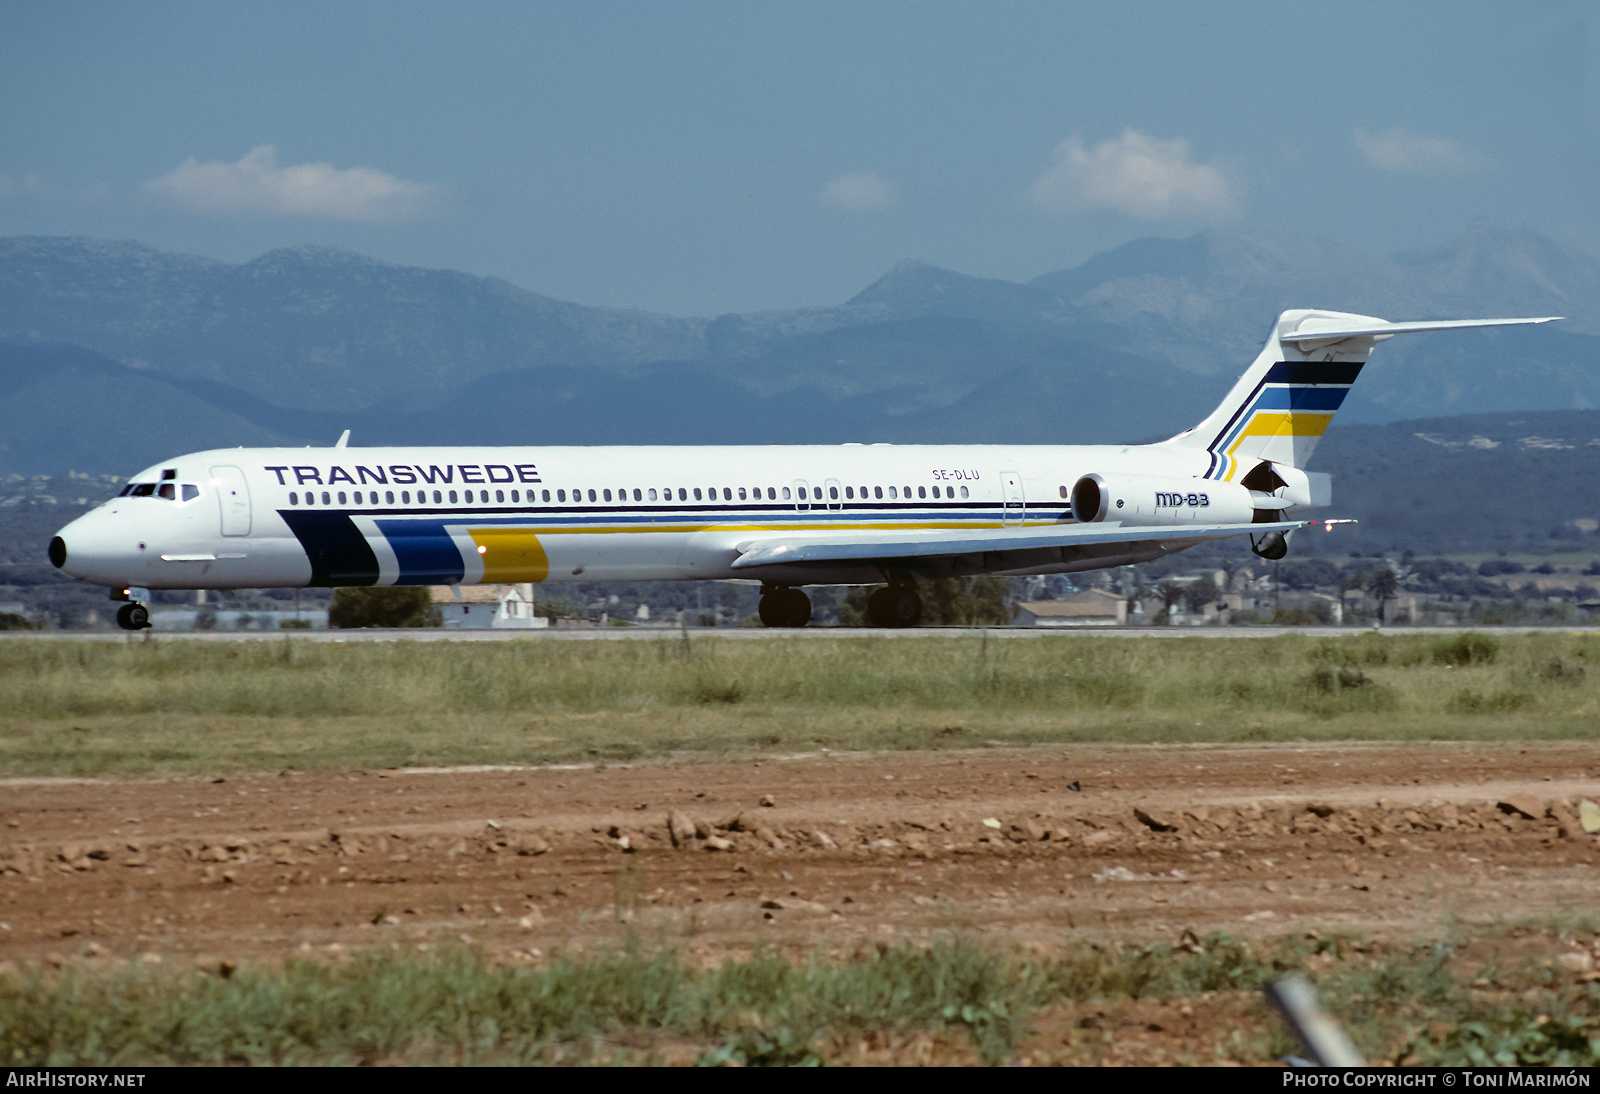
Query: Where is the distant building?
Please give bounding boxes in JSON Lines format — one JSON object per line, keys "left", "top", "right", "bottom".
{"left": 1342, "top": 588, "right": 1416, "bottom": 623}
{"left": 1015, "top": 589, "right": 1127, "bottom": 627}
{"left": 1309, "top": 592, "right": 1343, "bottom": 625}
{"left": 149, "top": 609, "right": 329, "bottom": 630}
{"left": 430, "top": 583, "right": 549, "bottom": 629}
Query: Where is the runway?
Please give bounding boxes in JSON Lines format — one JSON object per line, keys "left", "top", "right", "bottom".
{"left": 5, "top": 624, "right": 1599, "bottom": 642}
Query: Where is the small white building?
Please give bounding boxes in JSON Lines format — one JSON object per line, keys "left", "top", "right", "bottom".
{"left": 430, "top": 583, "right": 549, "bottom": 629}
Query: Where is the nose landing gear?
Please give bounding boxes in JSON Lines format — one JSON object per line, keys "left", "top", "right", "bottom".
{"left": 112, "top": 586, "right": 153, "bottom": 631}
{"left": 757, "top": 586, "right": 812, "bottom": 628}
{"left": 115, "top": 603, "right": 151, "bottom": 631}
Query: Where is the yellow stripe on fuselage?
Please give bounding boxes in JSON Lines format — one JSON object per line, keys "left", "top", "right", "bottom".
{"left": 462, "top": 518, "right": 1061, "bottom": 583}
{"left": 467, "top": 528, "right": 550, "bottom": 583}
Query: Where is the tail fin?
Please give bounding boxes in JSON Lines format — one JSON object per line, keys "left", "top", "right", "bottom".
{"left": 1162, "top": 309, "right": 1561, "bottom": 482}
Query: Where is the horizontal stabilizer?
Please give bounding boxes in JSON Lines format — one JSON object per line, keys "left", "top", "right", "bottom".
{"left": 731, "top": 520, "right": 1307, "bottom": 569}
{"left": 1280, "top": 316, "right": 1561, "bottom": 344}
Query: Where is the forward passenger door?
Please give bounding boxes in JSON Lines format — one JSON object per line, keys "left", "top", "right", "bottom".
{"left": 210, "top": 466, "right": 252, "bottom": 536}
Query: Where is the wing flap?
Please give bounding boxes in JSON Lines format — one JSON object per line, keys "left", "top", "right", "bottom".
{"left": 730, "top": 520, "right": 1307, "bottom": 569}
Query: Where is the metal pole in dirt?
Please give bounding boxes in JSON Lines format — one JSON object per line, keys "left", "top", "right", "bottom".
{"left": 1265, "top": 974, "right": 1365, "bottom": 1067}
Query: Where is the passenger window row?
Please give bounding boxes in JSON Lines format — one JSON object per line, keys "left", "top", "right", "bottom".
{"left": 289, "top": 488, "right": 525, "bottom": 507}
{"left": 285, "top": 483, "right": 974, "bottom": 507}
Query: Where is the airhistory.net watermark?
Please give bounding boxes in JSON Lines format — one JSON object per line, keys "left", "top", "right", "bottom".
{"left": 4, "top": 1075, "right": 145, "bottom": 1088}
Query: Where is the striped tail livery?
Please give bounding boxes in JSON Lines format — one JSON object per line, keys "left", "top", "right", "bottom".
{"left": 1162, "top": 309, "right": 1561, "bottom": 483}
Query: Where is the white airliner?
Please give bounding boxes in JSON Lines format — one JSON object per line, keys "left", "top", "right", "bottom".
{"left": 49, "top": 309, "right": 1558, "bottom": 630}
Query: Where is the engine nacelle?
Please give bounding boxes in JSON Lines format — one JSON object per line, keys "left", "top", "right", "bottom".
{"left": 1239, "top": 461, "right": 1332, "bottom": 509}
{"left": 1070, "top": 473, "right": 1257, "bottom": 527}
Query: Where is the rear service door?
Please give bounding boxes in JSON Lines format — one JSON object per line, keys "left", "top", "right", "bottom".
{"left": 211, "top": 465, "right": 252, "bottom": 536}
{"left": 1000, "top": 470, "right": 1025, "bottom": 527}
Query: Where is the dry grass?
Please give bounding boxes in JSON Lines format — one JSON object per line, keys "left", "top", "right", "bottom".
{"left": 0, "top": 632, "right": 1594, "bottom": 776}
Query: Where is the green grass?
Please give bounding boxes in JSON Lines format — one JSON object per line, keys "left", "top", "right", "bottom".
{"left": 0, "top": 632, "right": 1595, "bottom": 775}
{"left": 4, "top": 930, "right": 1595, "bottom": 1065}
{"left": 0, "top": 940, "right": 1027, "bottom": 1066}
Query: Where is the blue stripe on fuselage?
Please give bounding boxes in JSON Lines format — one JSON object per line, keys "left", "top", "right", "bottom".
{"left": 374, "top": 519, "right": 465, "bottom": 585}
{"left": 299, "top": 506, "right": 1059, "bottom": 585}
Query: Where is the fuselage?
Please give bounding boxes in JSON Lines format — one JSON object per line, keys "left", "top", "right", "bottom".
{"left": 51, "top": 308, "right": 1554, "bottom": 622}
{"left": 52, "top": 441, "right": 1214, "bottom": 591}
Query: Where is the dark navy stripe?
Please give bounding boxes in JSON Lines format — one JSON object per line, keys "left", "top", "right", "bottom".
{"left": 281, "top": 505, "right": 1065, "bottom": 587}
{"left": 1262, "top": 362, "right": 1364, "bottom": 386}
{"left": 355, "top": 509, "right": 1024, "bottom": 530}
{"left": 289, "top": 502, "right": 1012, "bottom": 521}
{"left": 279, "top": 510, "right": 379, "bottom": 587}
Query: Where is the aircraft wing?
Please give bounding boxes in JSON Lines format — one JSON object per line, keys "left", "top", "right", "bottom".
{"left": 730, "top": 519, "right": 1308, "bottom": 569}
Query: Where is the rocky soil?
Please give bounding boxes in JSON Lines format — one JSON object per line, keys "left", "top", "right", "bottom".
{"left": 3, "top": 741, "right": 1597, "bottom": 969}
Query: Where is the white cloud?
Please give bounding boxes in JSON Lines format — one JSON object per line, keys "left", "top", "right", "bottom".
{"left": 1029, "top": 130, "right": 1236, "bottom": 219}
{"left": 821, "top": 170, "right": 896, "bottom": 212}
{"left": 145, "top": 145, "right": 434, "bottom": 221}
{"left": 0, "top": 171, "right": 110, "bottom": 207}
{"left": 0, "top": 171, "right": 51, "bottom": 201}
{"left": 1354, "top": 129, "right": 1486, "bottom": 175}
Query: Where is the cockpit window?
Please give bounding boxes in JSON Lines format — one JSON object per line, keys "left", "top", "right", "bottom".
{"left": 122, "top": 480, "right": 193, "bottom": 500}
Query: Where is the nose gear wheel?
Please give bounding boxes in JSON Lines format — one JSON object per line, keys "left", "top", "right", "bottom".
{"left": 115, "top": 603, "right": 151, "bottom": 631}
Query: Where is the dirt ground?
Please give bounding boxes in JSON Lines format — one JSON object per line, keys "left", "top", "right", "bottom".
{"left": 2, "top": 740, "right": 1598, "bottom": 1062}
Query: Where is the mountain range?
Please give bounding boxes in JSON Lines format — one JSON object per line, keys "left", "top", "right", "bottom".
{"left": 1, "top": 222, "right": 1597, "bottom": 476}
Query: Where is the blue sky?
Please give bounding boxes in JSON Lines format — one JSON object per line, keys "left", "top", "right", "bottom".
{"left": 2, "top": 1, "right": 1596, "bottom": 315}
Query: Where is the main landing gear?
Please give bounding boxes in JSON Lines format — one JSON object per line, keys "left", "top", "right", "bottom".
{"left": 758, "top": 586, "right": 812, "bottom": 628}
{"left": 1250, "top": 530, "right": 1290, "bottom": 561}
{"left": 865, "top": 585, "right": 922, "bottom": 629}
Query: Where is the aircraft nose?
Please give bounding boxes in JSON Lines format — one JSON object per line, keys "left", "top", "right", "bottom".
{"left": 48, "top": 513, "right": 124, "bottom": 582}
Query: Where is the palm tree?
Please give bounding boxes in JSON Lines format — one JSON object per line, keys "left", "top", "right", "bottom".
{"left": 1367, "top": 566, "right": 1400, "bottom": 624}
{"left": 1128, "top": 583, "right": 1153, "bottom": 621}
{"left": 1157, "top": 580, "right": 1185, "bottom": 626}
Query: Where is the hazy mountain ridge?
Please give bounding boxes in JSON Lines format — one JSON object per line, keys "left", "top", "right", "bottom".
{"left": 0, "top": 222, "right": 1597, "bottom": 476}
{"left": 0, "top": 338, "right": 1217, "bottom": 473}
{"left": 0, "top": 237, "right": 709, "bottom": 412}
{"left": 1029, "top": 224, "right": 1600, "bottom": 379}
